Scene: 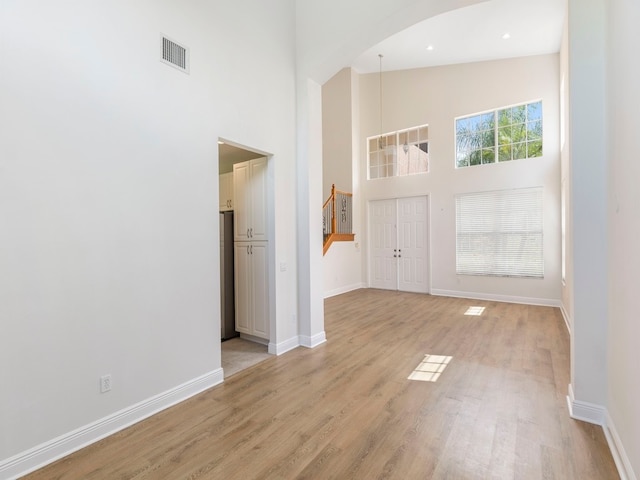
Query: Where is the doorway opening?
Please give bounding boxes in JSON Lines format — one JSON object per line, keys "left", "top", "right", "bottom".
{"left": 218, "top": 140, "right": 273, "bottom": 378}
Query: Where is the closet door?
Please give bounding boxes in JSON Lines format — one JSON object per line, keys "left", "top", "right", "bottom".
{"left": 234, "top": 243, "right": 251, "bottom": 334}
{"left": 233, "top": 161, "right": 250, "bottom": 241}
{"left": 369, "top": 199, "right": 398, "bottom": 290}
{"left": 250, "top": 242, "right": 269, "bottom": 338}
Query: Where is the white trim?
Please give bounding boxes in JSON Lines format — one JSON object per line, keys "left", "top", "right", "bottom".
{"left": 559, "top": 303, "right": 572, "bottom": 335}
{"left": 566, "top": 383, "right": 606, "bottom": 425}
{"left": 0, "top": 369, "right": 224, "bottom": 480}
{"left": 431, "top": 289, "right": 561, "bottom": 308}
{"left": 268, "top": 336, "right": 300, "bottom": 355}
{"left": 299, "top": 331, "right": 327, "bottom": 348}
{"left": 239, "top": 333, "right": 269, "bottom": 346}
{"left": 604, "top": 411, "right": 638, "bottom": 480}
{"left": 324, "top": 282, "right": 366, "bottom": 299}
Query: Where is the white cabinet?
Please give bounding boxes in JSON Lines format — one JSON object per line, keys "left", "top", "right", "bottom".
{"left": 233, "top": 157, "right": 267, "bottom": 241}
{"left": 219, "top": 172, "right": 233, "bottom": 211}
{"left": 233, "top": 156, "right": 269, "bottom": 340}
{"left": 234, "top": 242, "right": 269, "bottom": 339}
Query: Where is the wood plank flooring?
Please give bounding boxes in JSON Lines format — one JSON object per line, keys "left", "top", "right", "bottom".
{"left": 22, "top": 290, "right": 619, "bottom": 479}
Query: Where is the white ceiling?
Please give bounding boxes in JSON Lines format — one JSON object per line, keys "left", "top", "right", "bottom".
{"left": 352, "top": 0, "right": 566, "bottom": 73}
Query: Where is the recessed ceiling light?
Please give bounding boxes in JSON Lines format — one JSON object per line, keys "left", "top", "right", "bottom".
{"left": 502, "top": 33, "right": 511, "bottom": 40}
{"left": 426, "top": 45, "right": 434, "bottom": 51}
{"left": 218, "top": 141, "right": 225, "bottom": 145}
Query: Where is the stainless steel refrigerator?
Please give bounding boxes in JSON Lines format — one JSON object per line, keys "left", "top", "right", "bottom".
{"left": 220, "top": 211, "right": 238, "bottom": 340}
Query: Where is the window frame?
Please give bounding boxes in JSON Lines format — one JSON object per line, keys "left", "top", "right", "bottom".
{"left": 367, "top": 124, "right": 429, "bottom": 179}
{"left": 455, "top": 100, "right": 543, "bottom": 169}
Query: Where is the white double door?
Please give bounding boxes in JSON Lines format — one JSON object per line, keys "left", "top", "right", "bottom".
{"left": 369, "top": 196, "right": 429, "bottom": 293}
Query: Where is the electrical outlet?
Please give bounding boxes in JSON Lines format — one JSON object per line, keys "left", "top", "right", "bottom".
{"left": 100, "top": 374, "right": 112, "bottom": 393}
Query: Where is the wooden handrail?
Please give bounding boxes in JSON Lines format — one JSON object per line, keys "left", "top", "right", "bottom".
{"left": 323, "top": 184, "right": 355, "bottom": 255}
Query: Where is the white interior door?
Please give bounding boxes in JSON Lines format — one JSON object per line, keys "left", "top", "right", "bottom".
{"left": 369, "top": 199, "right": 397, "bottom": 290}
{"left": 397, "top": 196, "right": 429, "bottom": 293}
{"left": 369, "top": 196, "right": 429, "bottom": 293}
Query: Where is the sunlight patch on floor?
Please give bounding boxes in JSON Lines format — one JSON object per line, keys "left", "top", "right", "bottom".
{"left": 464, "top": 306, "right": 485, "bottom": 316}
{"left": 408, "top": 354, "right": 452, "bottom": 382}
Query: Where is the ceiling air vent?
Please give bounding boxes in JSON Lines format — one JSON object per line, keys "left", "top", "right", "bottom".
{"left": 161, "top": 35, "right": 189, "bottom": 74}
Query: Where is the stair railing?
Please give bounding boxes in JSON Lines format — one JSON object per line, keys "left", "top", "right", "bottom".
{"left": 323, "top": 184, "right": 354, "bottom": 254}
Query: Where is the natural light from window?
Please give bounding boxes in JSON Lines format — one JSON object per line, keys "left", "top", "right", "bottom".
{"left": 408, "top": 354, "right": 452, "bottom": 382}
{"left": 464, "top": 306, "right": 486, "bottom": 316}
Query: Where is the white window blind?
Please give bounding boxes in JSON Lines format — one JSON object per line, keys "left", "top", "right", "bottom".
{"left": 455, "top": 187, "right": 543, "bottom": 278}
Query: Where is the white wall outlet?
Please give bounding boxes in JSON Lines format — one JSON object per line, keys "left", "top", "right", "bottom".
{"left": 100, "top": 374, "right": 112, "bottom": 393}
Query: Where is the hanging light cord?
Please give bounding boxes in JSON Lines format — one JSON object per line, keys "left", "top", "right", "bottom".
{"left": 378, "top": 54, "right": 383, "bottom": 148}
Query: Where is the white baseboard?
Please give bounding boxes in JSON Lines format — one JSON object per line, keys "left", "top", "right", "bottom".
{"left": 566, "top": 384, "right": 606, "bottom": 425}
{"left": 324, "top": 283, "right": 366, "bottom": 299}
{"left": 566, "top": 385, "right": 638, "bottom": 479}
{"left": 431, "top": 289, "right": 562, "bottom": 307}
{"left": 268, "top": 336, "right": 300, "bottom": 355}
{"left": 604, "top": 410, "right": 638, "bottom": 480}
{"left": 299, "top": 331, "right": 327, "bottom": 348}
{"left": 0, "top": 369, "right": 224, "bottom": 480}
{"left": 559, "top": 304, "right": 572, "bottom": 335}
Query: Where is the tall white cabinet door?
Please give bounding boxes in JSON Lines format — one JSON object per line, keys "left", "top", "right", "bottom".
{"left": 234, "top": 243, "right": 251, "bottom": 334}
{"left": 369, "top": 199, "right": 398, "bottom": 290}
{"left": 234, "top": 157, "right": 267, "bottom": 241}
{"left": 233, "top": 241, "right": 269, "bottom": 340}
{"left": 249, "top": 158, "right": 268, "bottom": 241}
{"left": 233, "top": 162, "right": 250, "bottom": 241}
{"left": 219, "top": 172, "right": 233, "bottom": 211}
{"left": 250, "top": 242, "right": 269, "bottom": 338}
{"left": 233, "top": 157, "right": 269, "bottom": 340}
{"left": 397, "top": 196, "right": 429, "bottom": 294}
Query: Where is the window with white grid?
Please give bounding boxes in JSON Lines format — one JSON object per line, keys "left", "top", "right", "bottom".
{"left": 455, "top": 101, "right": 542, "bottom": 168}
{"left": 368, "top": 125, "right": 429, "bottom": 179}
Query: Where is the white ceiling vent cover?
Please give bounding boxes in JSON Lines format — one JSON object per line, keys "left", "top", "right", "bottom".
{"left": 161, "top": 35, "right": 189, "bottom": 74}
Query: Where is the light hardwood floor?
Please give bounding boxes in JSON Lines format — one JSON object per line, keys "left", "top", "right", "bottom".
{"left": 23, "top": 290, "right": 619, "bottom": 479}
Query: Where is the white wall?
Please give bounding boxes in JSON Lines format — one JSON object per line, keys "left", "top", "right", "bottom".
{"left": 566, "top": 0, "right": 608, "bottom": 411}
{"left": 607, "top": 0, "right": 640, "bottom": 476}
{"left": 0, "top": 0, "right": 298, "bottom": 472}
{"left": 357, "top": 55, "right": 561, "bottom": 304}
{"left": 322, "top": 68, "right": 354, "bottom": 200}
{"left": 322, "top": 68, "right": 364, "bottom": 297}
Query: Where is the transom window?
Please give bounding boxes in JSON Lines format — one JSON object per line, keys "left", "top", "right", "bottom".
{"left": 368, "top": 125, "right": 429, "bottom": 179}
{"left": 455, "top": 101, "right": 543, "bottom": 168}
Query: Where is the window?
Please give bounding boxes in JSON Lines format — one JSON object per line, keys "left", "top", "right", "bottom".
{"left": 455, "top": 187, "right": 543, "bottom": 278}
{"left": 456, "top": 101, "right": 543, "bottom": 168}
{"left": 368, "top": 125, "right": 429, "bottom": 179}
